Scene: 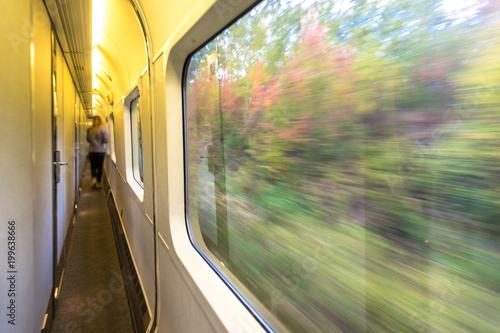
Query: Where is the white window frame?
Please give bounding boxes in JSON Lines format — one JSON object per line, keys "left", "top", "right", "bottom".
{"left": 162, "top": 0, "right": 268, "bottom": 332}
{"left": 130, "top": 96, "right": 143, "bottom": 185}
{"left": 124, "top": 86, "right": 144, "bottom": 201}
{"left": 107, "top": 112, "right": 116, "bottom": 163}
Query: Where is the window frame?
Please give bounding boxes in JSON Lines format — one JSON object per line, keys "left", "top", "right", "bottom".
{"left": 156, "top": 0, "right": 274, "bottom": 332}
{"left": 124, "top": 86, "right": 144, "bottom": 201}
{"left": 130, "top": 95, "right": 144, "bottom": 186}
{"left": 107, "top": 112, "right": 116, "bottom": 163}
{"left": 181, "top": 1, "right": 285, "bottom": 332}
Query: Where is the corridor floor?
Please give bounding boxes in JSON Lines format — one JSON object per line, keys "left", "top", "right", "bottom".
{"left": 49, "top": 163, "right": 133, "bottom": 333}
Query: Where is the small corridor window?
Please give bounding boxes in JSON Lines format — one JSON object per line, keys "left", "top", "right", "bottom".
{"left": 108, "top": 112, "right": 116, "bottom": 163}
{"left": 130, "top": 96, "right": 143, "bottom": 186}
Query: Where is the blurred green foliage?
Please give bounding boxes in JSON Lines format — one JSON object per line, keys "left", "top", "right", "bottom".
{"left": 186, "top": 0, "right": 500, "bottom": 331}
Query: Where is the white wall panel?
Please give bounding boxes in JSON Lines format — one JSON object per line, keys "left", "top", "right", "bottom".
{"left": 0, "top": 1, "right": 36, "bottom": 332}
{"left": 55, "top": 42, "right": 66, "bottom": 260}
{"left": 0, "top": 2, "right": 85, "bottom": 331}
{"left": 65, "top": 51, "right": 76, "bottom": 237}
{"left": 113, "top": 99, "right": 127, "bottom": 179}
{"left": 0, "top": 0, "right": 54, "bottom": 331}
{"left": 159, "top": 246, "right": 218, "bottom": 333}
{"left": 31, "top": 2, "right": 54, "bottom": 331}
{"left": 110, "top": 162, "right": 155, "bottom": 314}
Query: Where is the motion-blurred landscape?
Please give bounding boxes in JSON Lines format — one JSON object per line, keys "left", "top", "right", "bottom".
{"left": 186, "top": 0, "right": 500, "bottom": 331}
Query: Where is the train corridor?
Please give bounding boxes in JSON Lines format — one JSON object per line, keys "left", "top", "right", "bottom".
{"left": 49, "top": 162, "right": 134, "bottom": 333}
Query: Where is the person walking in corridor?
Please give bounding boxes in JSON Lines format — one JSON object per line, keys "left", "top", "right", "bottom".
{"left": 87, "top": 115, "right": 109, "bottom": 189}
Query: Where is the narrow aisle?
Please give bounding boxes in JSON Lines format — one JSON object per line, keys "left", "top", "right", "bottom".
{"left": 49, "top": 162, "right": 134, "bottom": 333}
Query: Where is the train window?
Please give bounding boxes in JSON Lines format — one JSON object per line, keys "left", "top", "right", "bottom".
{"left": 184, "top": 0, "right": 500, "bottom": 332}
{"left": 108, "top": 112, "right": 116, "bottom": 163}
{"left": 130, "top": 96, "right": 144, "bottom": 186}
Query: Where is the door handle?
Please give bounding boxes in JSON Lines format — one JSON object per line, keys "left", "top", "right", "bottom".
{"left": 53, "top": 162, "right": 68, "bottom": 166}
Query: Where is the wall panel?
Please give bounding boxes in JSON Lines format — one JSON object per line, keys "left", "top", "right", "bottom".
{"left": 0, "top": 2, "right": 36, "bottom": 332}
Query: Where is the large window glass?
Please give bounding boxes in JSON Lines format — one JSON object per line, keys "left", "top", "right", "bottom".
{"left": 185, "top": 0, "right": 500, "bottom": 331}
{"left": 130, "top": 96, "right": 143, "bottom": 186}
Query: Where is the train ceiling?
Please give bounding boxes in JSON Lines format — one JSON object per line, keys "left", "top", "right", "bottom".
{"left": 45, "top": 0, "right": 93, "bottom": 115}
